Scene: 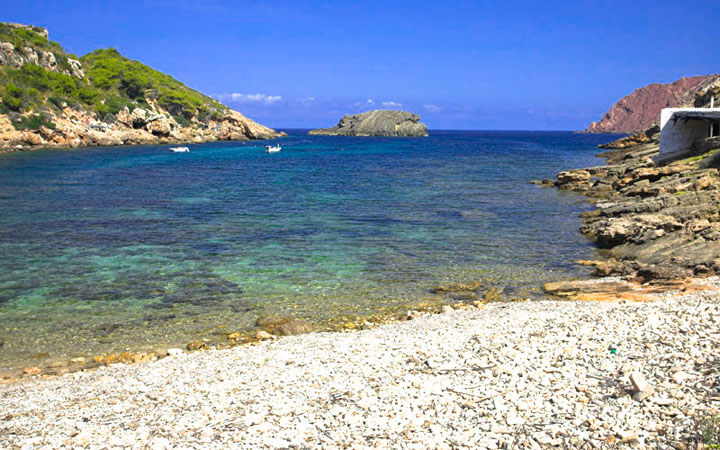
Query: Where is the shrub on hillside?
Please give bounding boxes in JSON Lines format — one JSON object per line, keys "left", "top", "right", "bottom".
{"left": 12, "top": 113, "right": 56, "bottom": 131}
{"left": 3, "top": 82, "right": 24, "bottom": 111}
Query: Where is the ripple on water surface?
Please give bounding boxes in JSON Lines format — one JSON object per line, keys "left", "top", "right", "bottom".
{"left": 0, "top": 131, "right": 614, "bottom": 369}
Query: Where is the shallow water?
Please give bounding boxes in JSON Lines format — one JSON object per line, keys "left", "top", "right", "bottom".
{"left": 0, "top": 130, "right": 613, "bottom": 369}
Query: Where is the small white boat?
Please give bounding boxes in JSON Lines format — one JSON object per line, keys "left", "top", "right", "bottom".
{"left": 265, "top": 145, "right": 281, "bottom": 153}
{"left": 169, "top": 146, "right": 190, "bottom": 153}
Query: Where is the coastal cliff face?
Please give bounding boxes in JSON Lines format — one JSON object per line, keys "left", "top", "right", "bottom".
{"left": 596, "top": 77, "right": 720, "bottom": 151}
{"left": 584, "top": 75, "right": 719, "bottom": 134}
{"left": 309, "top": 110, "right": 428, "bottom": 137}
{"left": 0, "top": 23, "right": 282, "bottom": 151}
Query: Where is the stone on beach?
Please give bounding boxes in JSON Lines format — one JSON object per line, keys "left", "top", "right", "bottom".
{"left": 629, "top": 371, "right": 655, "bottom": 401}
{"left": 255, "top": 330, "right": 273, "bottom": 340}
{"left": 22, "top": 366, "right": 41, "bottom": 375}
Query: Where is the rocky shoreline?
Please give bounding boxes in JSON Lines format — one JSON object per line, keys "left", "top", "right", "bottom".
{"left": 533, "top": 133, "right": 720, "bottom": 284}
{"left": 0, "top": 23, "right": 284, "bottom": 152}
{"left": 0, "top": 105, "right": 284, "bottom": 153}
{"left": 1, "top": 279, "right": 718, "bottom": 448}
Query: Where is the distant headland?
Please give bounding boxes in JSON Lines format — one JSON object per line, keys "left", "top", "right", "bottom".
{"left": 583, "top": 75, "right": 719, "bottom": 134}
{"left": 0, "top": 23, "right": 282, "bottom": 152}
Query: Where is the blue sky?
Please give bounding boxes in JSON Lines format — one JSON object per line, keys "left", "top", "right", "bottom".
{"left": 4, "top": 1, "right": 718, "bottom": 129}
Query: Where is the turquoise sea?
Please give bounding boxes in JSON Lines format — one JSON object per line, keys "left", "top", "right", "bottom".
{"left": 0, "top": 130, "right": 614, "bottom": 369}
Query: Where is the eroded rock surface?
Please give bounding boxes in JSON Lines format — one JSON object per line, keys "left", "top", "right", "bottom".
{"left": 549, "top": 125, "right": 720, "bottom": 278}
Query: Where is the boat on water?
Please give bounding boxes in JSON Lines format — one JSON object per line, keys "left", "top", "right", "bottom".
{"left": 169, "top": 146, "right": 190, "bottom": 153}
{"left": 265, "top": 145, "right": 281, "bottom": 153}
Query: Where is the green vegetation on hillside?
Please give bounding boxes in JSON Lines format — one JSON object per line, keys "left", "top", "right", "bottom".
{"left": 0, "top": 24, "right": 228, "bottom": 126}
{"left": 80, "top": 48, "right": 228, "bottom": 123}
{"left": 0, "top": 23, "right": 75, "bottom": 75}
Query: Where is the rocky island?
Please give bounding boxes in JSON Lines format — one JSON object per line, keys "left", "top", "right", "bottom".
{"left": 0, "top": 23, "right": 282, "bottom": 152}
{"left": 309, "top": 109, "right": 428, "bottom": 137}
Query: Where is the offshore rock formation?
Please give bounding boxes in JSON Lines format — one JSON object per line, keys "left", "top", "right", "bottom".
{"left": 309, "top": 110, "right": 428, "bottom": 137}
{"left": 584, "top": 75, "right": 719, "bottom": 134}
{"left": 0, "top": 23, "right": 282, "bottom": 152}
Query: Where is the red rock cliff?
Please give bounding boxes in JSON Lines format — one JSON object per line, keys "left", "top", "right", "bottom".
{"left": 584, "top": 75, "right": 718, "bottom": 134}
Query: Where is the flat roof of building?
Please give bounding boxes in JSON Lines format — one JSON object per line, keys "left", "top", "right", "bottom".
{"left": 666, "top": 108, "right": 720, "bottom": 122}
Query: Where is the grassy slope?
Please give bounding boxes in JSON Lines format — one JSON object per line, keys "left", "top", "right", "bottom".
{"left": 0, "top": 23, "right": 228, "bottom": 129}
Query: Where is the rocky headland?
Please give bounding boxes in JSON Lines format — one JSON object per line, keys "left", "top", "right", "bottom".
{"left": 537, "top": 76, "right": 720, "bottom": 286}
{"left": 0, "top": 23, "right": 282, "bottom": 152}
{"left": 584, "top": 75, "right": 719, "bottom": 134}
{"left": 309, "top": 109, "right": 429, "bottom": 137}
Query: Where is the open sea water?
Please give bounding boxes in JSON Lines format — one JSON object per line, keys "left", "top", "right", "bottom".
{"left": 0, "top": 130, "right": 614, "bottom": 369}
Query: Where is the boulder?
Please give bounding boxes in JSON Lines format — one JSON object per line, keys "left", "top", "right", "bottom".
{"left": 23, "top": 366, "right": 42, "bottom": 375}
{"left": 255, "top": 316, "right": 313, "bottom": 336}
{"left": 0, "top": 41, "right": 23, "bottom": 68}
{"left": 145, "top": 116, "right": 175, "bottom": 136}
{"left": 21, "top": 131, "right": 42, "bottom": 146}
{"left": 186, "top": 340, "right": 205, "bottom": 351}
{"left": 693, "top": 174, "right": 714, "bottom": 191}
{"left": 67, "top": 58, "right": 85, "bottom": 78}
{"left": 273, "top": 320, "right": 313, "bottom": 336}
{"left": 38, "top": 51, "right": 57, "bottom": 72}
{"left": 556, "top": 170, "right": 590, "bottom": 185}
{"left": 634, "top": 265, "right": 692, "bottom": 283}
{"left": 593, "top": 214, "right": 682, "bottom": 247}
{"left": 256, "top": 316, "right": 290, "bottom": 329}
{"left": 23, "top": 47, "right": 39, "bottom": 65}
{"left": 116, "top": 106, "right": 132, "bottom": 127}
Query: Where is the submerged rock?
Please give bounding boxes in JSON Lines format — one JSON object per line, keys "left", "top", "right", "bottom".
{"left": 256, "top": 316, "right": 290, "bottom": 329}
{"left": 431, "top": 281, "right": 484, "bottom": 294}
{"left": 273, "top": 320, "right": 313, "bottom": 336}
{"left": 309, "top": 110, "right": 428, "bottom": 137}
{"left": 256, "top": 316, "right": 314, "bottom": 336}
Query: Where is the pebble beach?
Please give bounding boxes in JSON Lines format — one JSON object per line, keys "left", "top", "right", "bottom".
{"left": 2, "top": 278, "right": 719, "bottom": 448}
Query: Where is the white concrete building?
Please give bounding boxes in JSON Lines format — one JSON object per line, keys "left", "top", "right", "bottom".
{"left": 659, "top": 107, "right": 720, "bottom": 162}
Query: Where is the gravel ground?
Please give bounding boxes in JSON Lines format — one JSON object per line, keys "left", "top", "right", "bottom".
{"left": 1, "top": 280, "right": 719, "bottom": 449}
